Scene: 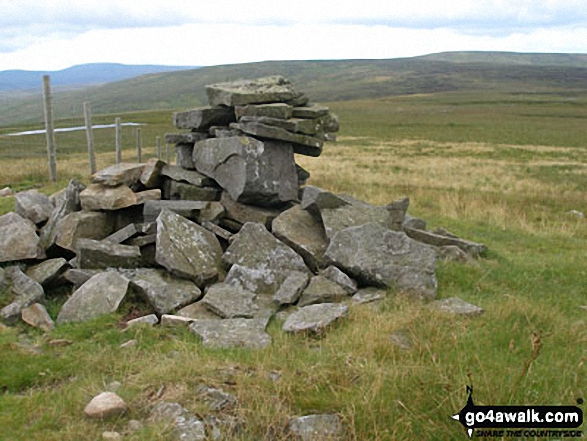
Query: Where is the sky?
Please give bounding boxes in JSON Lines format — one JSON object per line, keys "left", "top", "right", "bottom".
{"left": 1, "top": 0, "right": 587, "bottom": 71}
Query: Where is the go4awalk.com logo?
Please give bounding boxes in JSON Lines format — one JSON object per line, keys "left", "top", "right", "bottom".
{"left": 451, "top": 386, "right": 584, "bottom": 438}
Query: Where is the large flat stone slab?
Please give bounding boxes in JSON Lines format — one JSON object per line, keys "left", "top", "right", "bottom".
{"left": 57, "top": 272, "right": 130, "bottom": 323}
{"left": 201, "top": 283, "right": 257, "bottom": 318}
{"left": 282, "top": 303, "right": 348, "bottom": 334}
{"left": 160, "top": 164, "right": 217, "bottom": 187}
{"left": 404, "top": 227, "right": 487, "bottom": 257}
{"left": 26, "top": 258, "right": 69, "bottom": 286}
{"left": 80, "top": 184, "right": 139, "bottom": 211}
{"left": 92, "top": 163, "right": 145, "bottom": 187}
{"left": 55, "top": 211, "right": 115, "bottom": 251}
{"left": 0, "top": 212, "right": 43, "bottom": 262}
{"left": 143, "top": 200, "right": 209, "bottom": 222}
{"left": 235, "top": 103, "right": 292, "bottom": 120}
{"left": 193, "top": 136, "right": 298, "bottom": 206}
{"left": 206, "top": 76, "right": 300, "bottom": 107}
{"left": 325, "top": 223, "right": 438, "bottom": 300}
{"left": 14, "top": 189, "right": 53, "bottom": 225}
{"left": 189, "top": 317, "right": 271, "bottom": 349}
{"left": 173, "top": 106, "right": 235, "bottom": 130}
{"left": 155, "top": 210, "right": 223, "bottom": 287}
{"left": 297, "top": 275, "right": 348, "bottom": 307}
{"left": 223, "top": 222, "right": 309, "bottom": 295}
{"left": 77, "top": 239, "right": 142, "bottom": 269}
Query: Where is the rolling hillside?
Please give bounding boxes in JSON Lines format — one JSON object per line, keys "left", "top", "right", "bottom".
{"left": 1, "top": 52, "right": 587, "bottom": 128}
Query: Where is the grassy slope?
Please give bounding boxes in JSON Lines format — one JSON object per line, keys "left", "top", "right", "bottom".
{"left": 2, "top": 51, "right": 587, "bottom": 128}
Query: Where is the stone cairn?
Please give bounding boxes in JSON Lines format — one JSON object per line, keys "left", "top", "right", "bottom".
{"left": 0, "top": 76, "right": 488, "bottom": 348}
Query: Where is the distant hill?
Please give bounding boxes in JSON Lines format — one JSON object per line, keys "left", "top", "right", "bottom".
{"left": 1, "top": 52, "right": 587, "bottom": 127}
{"left": 0, "top": 63, "right": 199, "bottom": 92}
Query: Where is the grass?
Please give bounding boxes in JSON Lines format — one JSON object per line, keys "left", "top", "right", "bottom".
{"left": 1, "top": 90, "right": 586, "bottom": 440}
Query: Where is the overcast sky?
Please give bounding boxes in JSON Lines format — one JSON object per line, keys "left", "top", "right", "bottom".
{"left": 1, "top": 0, "right": 587, "bottom": 71}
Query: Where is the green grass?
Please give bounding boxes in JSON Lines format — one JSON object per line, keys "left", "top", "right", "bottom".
{"left": 1, "top": 87, "right": 586, "bottom": 439}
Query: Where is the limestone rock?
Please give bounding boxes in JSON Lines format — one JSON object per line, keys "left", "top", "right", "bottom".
{"left": 404, "top": 227, "right": 487, "bottom": 257}
{"left": 272, "top": 205, "right": 329, "bottom": 272}
{"left": 163, "top": 179, "right": 221, "bottom": 201}
{"left": 300, "top": 185, "right": 349, "bottom": 219}
{"left": 320, "top": 266, "right": 357, "bottom": 295}
{"left": 155, "top": 210, "right": 223, "bottom": 287}
{"left": 92, "top": 163, "right": 145, "bottom": 187}
{"left": 403, "top": 214, "right": 427, "bottom": 230}
{"left": 273, "top": 271, "right": 310, "bottom": 306}
{"left": 55, "top": 211, "right": 114, "bottom": 252}
{"left": 177, "top": 302, "right": 222, "bottom": 320}
{"left": 289, "top": 414, "right": 344, "bottom": 441}
{"left": 173, "top": 106, "right": 235, "bottom": 130}
{"left": 57, "top": 272, "right": 129, "bottom": 323}
{"left": 14, "top": 189, "right": 53, "bottom": 224}
{"left": 26, "top": 258, "right": 69, "bottom": 286}
{"left": 352, "top": 287, "right": 387, "bottom": 304}
{"left": 238, "top": 115, "right": 322, "bottom": 135}
{"left": 126, "top": 314, "right": 158, "bottom": 328}
{"left": 126, "top": 268, "right": 202, "bottom": 315}
{"left": 0, "top": 212, "right": 43, "bottom": 262}
{"left": 189, "top": 317, "right": 271, "bottom": 349}
{"left": 206, "top": 75, "right": 300, "bottom": 107}
{"left": 160, "top": 314, "right": 195, "bottom": 327}
{"left": 84, "top": 392, "right": 128, "bottom": 419}
{"left": 325, "top": 223, "right": 438, "bottom": 300}
{"left": 63, "top": 268, "right": 101, "bottom": 288}
{"left": 220, "top": 192, "right": 282, "bottom": 229}
{"left": 282, "top": 303, "right": 348, "bottom": 334}
{"left": 104, "top": 224, "right": 138, "bottom": 244}
{"left": 223, "top": 222, "right": 309, "bottom": 295}
{"left": 165, "top": 131, "right": 209, "bottom": 145}
{"left": 201, "top": 283, "right": 257, "bottom": 318}
{"left": 235, "top": 103, "right": 293, "bottom": 119}
{"left": 80, "top": 184, "right": 138, "bottom": 211}
{"left": 77, "top": 239, "right": 142, "bottom": 269}
{"left": 298, "top": 276, "right": 348, "bottom": 307}
{"left": 291, "top": 105, "right": 330, "bottom": 119}
{"left": 1, "top": 268, "right": 44, "bottom": 324}
{"left": 429, "top": 297, "right": 484, "bottom": 316}
{"left": 21, "top": 303, "right": 55, "bottom": 332}
{"left": 160, "top": 164, "right": 217, "bottom": 187}
{"left": 193, "top": 136, "right": 298, "bottom": 206}
{"left": 386, "top": 196, "right": 410, "bottom": 231}
{"left": 176, "top": 143, "right": 196, "bottom": 169}
{"left": 144, "top": 200, "right": 208, "bottom": 222}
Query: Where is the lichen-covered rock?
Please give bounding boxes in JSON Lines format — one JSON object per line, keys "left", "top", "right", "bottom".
{"left": 297, "top": 276, "right": 348, "bottom": 307}
{"left": 155, "top": 210, "right": 223, "bottom": 287}
{"left": 320, "top": 266, "right": 357, "bottom": 295}
{"left": 206, "top": 75, "right": 300, "bottom": 107}
{"left": 77, "top": 239, "right": 142, "bottom": 269}
{"left": 325, "top": 223, "right": 438, "bottom": 300}
{"left": 92, "top": 163, "right": 145, "bottom": 187}
{"left": 25, "top": 258, "right": 69, "bottom": 286}
{"left": 189, "top": 317, "right": 271, "bottom": 349}
{"left": 14, "top": 189, "right": 54, "bottom": 225}
{"left": 173, "top": 106, "right": 235, "bottom": 130}
{"left": 404, "top": 227, "right": 487, "bottom": 257}
{"left": 55, "top": 211, "right": 114, "bottom": 252}
{"left": 273, "top": 271, "right": 310, "bottom": 306}
{"left": 429, "top": 297, "right": 484, "bottom": 316}
{"left": 223, "top": 222, "right": 309, "bottom": 295}
{"left": 201, "top": 283, "right": 257, "bottom": 318}
{"left": 0, "top": 268, "right": 44, "bottom": 324}
{"left": 149, "top": 402, "right": 207, "bottom": 441}
{"left": 282, "top": 303, "right": 348, "bottom": 334}
{"left": 57, "top": 272, "right": 129, "bottom": 323}
{"left": 80, "top": 184, "right": 138, "bottom": 211}
{"left": 0, "top": 212, "right": 43, "bottom": 262}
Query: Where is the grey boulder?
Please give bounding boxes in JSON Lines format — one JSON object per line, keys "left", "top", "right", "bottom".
{"left": 206, "top": 75, "right": 300, "bottom": 107}
{"left": 189, "top": 317, "right": 271, "bottom": 349}
{"left": 282, "top": 303, "right": 348, "bottom": 334}
{"left": 201, "top": 283, "right": 257, "bottom": 318}
{"left": 14, "top": 189, "right": 54, "bottom": 225}
{"left": 0, "top": 212, "right": 43, "bottom": 262}
{"left": 297, "top": 276, "right": 349, "bottom": 307}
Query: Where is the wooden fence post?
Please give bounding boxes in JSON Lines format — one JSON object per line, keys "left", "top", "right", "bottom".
{"left": 42, "top": 75, "right": 57, "bottom": 181}
{"left": 136, "top": 128, "right": 142, "bottom": 163}
{"left": 83, "top": 102, "right": 96, "bottom": 174}
{"left": 156, "top": 136, "right": 161, "bottom": 160}
{"left": 115, "top": 118, "right": 122, "bottom": 164}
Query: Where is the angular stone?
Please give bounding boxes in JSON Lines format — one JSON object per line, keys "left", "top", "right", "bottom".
{"left": 14, "top": 189, "right": 53, "bottom": 224}
{"left": 155, "top": 210, "right": 223, "bottom": 287}
{"left": 300, "top": 186, "right": 349, "bottom": 219}
{"left": 77, "top": 239, "right": 142, "bottom": 269}
{"left": 291, "top": 105, "right": 330, "bottom": 119}
{"left": 189, "top": 317, "right": 271, "bottom": 349}
{"left": 63, "top": 268, "right": 101, "bottom": 288}
{"left": 402, "top": 214, "right": 426, "bottom": 230}
{"left": 386, "top": 196, "right": 410, "bottom": 231}
{"left": 176, "top": 143, "right": 196, "bottom": 169}
{"left": 40, "top": 179, "right": 86, "bottom": 250}
{"left": 320, "top": 266, "right": 357, "bottom": 295}
{"left": 194, "top": 136, "right": 298, "bottom": 206}
{"left": 26, "top": 258, "right": 69, "bottom": 286}
{"left": 201, "top": 283, "right": 257, "bottom": 319}
{"left": 0, "top": 212, "right": 43, "bottom": 262}
{"left": 140, "top": 158, "right": 165, "bottom": 189}
{"left": 143, "top": 200, "right": 208, "bottom": 222}
{"left": 238, "top": 116, "right": 322, "bottom": 135}
{"left": 352, "top": 287, "right": 386, "bottom": 304}
{"left": 0, "top": 268, "right": 44, "bottom": 324}
{"left": 80, "top": 184, "right": 137, "bottom": 211}
{"left": 282, "top": 303, "right": 348, "bottom": 334}
{"left": 325, "top": 223, "right": 438, "bottom": 300}
{"left": 220, "top": 192, "right": 281, "bottom": 229}
{"left": 231, "top": 121, "right": 323, "bottom": 157}
{"left": 320, "top": 194, "right": 392, "bottom": 239}
{"left": 235, "top": 103, "right": 293, "bottom": 120}
{"left": 92, "top": 163, "right": 145, "bottom": 187}
{"left": 273, "top": 271, "right": 309, "bottom": 306}
{"left": 289, "top": 414, "right": 344, "bottom": 441}
{"left": 298, "top": 276, "right": 348, "bottom": 307}
{"left": 84, "top": 392, "right": 128, "bottom": 420}
{"left": 126, "top": 268, "right": 202, "bottom": 315}
{"left": 126, "top": 314, "right": 159, "bottom": 328}
{"left": 135, "top": 222, "right": 157, "bottom": 235}
{"left": 272, "top": 205, "right": 329, "bottom": 272}
{"left": 429, "top": 297, "right": 484, "bottom": 316}
{"left": 160, "top": 165, "right": 217, "bottom": 187}
{"left": 296, "top": 164, "right": 310, "bottom": 186}
{"left": 160, "top": 314, "right": 195, "bottom": 327}
{"left": 104, "top": 224, "right": 137, "bottom": 244}
{"left": 163, "top": 180, "right": 221, "bottom": 201}
{"left": 177, "top": 302, "right": 222, "bottom": 320}
{"left": 210, "top": 126, "right": 243, "bottom": 138}
{"left": 57, "top": 272, "right": 129, "bottom": 323}
{"left": 223, "top": 223, "right": 309, "bottom": 295}
{"left": 206, "top": 75, "right": 300, "bottom": 107}
{"left": 173, "top": 106, "right": 235, "bottom": 130}
{"left": 125, "top": 234, "right": 156, "bottom": 248}
{"left": 404, "top": 227, "right": 487, "bottom": 257}
{"left": 164, "top": 131, "right": 209, "bottom": 145}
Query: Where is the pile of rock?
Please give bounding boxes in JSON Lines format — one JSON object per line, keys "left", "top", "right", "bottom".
{"left": 0, "top": 76, "right": 487, "bottom": 349}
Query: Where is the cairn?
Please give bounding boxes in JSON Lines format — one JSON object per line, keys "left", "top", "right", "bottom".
{"left": 0, "top": 76, "right": 487, "bottom": 349}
